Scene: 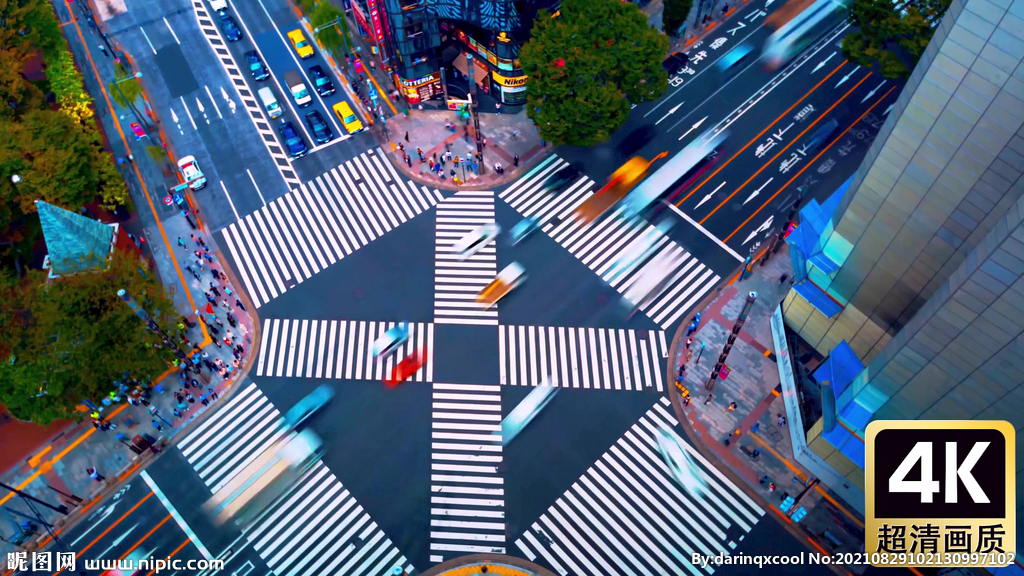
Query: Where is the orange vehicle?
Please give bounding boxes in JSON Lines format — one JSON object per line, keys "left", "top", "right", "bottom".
{"left": 477, "top": 262, "right": 527, "bottom": 309}
{"left": 573, "top": 153, "right": 666, "bottom": 224}
{"left": 386, "top": 348, "right": 425, "bottom": 387}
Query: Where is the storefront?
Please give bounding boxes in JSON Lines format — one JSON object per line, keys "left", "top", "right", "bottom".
{"left": 395, "top": 71, "right": 443, "bottom": 104}
{"left": 351, "top": 0, "right": 388, "bottom": 63}
{"left": 491, "top": 71, "right": 528, "bottom": 106}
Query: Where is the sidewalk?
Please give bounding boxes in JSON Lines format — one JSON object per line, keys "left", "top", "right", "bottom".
{"left": 667, "top": 244, "right": 869, "bottom": 576}
{"left": 0, "top": 0, "right": 260, "bottom": 564}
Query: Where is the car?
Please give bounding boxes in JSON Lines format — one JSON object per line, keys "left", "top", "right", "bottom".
{"left": 332, "top": 101, "right": 363, "bottom": 134}
{"left": 219, "top": 13, "right": 242, "bottom": 42}
{"left": 385, "top": 348, "right": 425, "bottom": 388}
{"left": 304, "top": 110, "right": 334, "bottom": 144}
{"left": 662, "top": 52, "right": 690, "bottom": 74}
{"left": 177, "top": 155, "right": 206, "bottom": 190}
{"left": 716, "top": 42, "right": 754, "bottom": 73}
{"left": 509, "top": 218, "right": 538, "bottom": 245}
{"left": 308, "top": 65, "right": 336, "bottom": 97}
{"left": 245, "top": 51, "right": 269, "bottom": 81}
{"left": 288, "top": 29, "right": 314, "bottom": 59}
{"left": 452, "top": 223, "right": 500, "bottom": 260}
{"left": 209, "top": 0, "right": 227, "bottom": 12}
{"left": 655, "top": 426, "right": 708, "bottom": 497}
{"left": 477, "top": 262, "right": 526, "bottom": 309}
{"left": 498, "top": 382, "right": 557, "bottom": 446}
{"left": 283, "top": 384, "right": 334, "bottom": 429}
{"left": 278, "top": 121, "right": 308, "bottom": 158}
{"left": 804, "top": 118, "right": 840, "bottom": 155}
{"left": 544, "top": 165, "right": 580, "bottom": 192}
{"left": 372, "top": 323, "right": 408, "bottom": 359}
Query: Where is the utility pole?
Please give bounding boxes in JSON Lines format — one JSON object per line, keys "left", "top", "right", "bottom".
{"left": 706, "top": 291, "right": 757, "bottom": 391}
{"left": 118, "top": 289, "right": 200, "bottom": 374}
{"left": 465, "top": 54, "right": 485, "bottom": 174}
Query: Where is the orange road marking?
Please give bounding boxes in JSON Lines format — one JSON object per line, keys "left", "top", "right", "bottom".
{"left": 724, "top": 86, "right": 896, "bottom": 243}
{"left": 117, "top": 514, "right": 172, "bottom": 560}
{"left": 676, "top": 61, "right": 847, "bottom": 206}
{"left": 28, "top": 445, "right": 53, "bottom": 467}
{"left": 807, "top": 537, "right": 829, "bottom": 554}
{"left": 52, "top": 491, "right": 154, "bottom": 575}
{"left": 702, "top": 72, "right": 870, "bottom": 223}
{"left": 145, "top": 538, "right": 191, "bottom": 576}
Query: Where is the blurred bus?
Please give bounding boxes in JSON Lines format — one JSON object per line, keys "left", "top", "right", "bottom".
{"left": 574, "top": 154, "right": 665, "bottom": 224}
{"left": 204, "top": 430, "right": 322, "bottom": 527}
{"left": 763, "top": 0, "right": 849, "bottom": 70}
{"left": 622, "top": 251, "right": 683, "bottom": 319}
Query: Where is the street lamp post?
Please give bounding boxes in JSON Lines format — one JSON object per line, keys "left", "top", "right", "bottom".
{"left": 113, "top": 71, "right": 151, "bottom": 136}
{"left": 465, "top": 54, "right": 485, "bottom": 174}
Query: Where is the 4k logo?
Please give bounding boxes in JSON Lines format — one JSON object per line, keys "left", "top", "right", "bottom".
{"left": 889, "top": 440, "right": 989, "bottom": 504}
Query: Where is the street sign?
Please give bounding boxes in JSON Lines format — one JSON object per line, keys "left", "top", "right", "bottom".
{"left": 163, "top": 195, "right": 173, "bottom": 206}
{"left": 719, "top": 365, "right": 731, "bottom": 380}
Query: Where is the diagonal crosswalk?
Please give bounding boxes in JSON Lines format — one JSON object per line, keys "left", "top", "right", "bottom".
{"left": 220, "top": 148, "right": 445, "bottom": 309}
{"left": 255, "top": 319, "right": 434, "bottom": 382}
{"left": 499, "top": 326, "right": 668, "bottom": 392}
{"left": 429, "top": 383, "right": 506, "bottom": 563}
{"left": 514, "top": 397, "right": 765, "bottom": 576}
{"left": 177, "top": 383, "right": 415, "bottom": 576}
{"left": 499, "top": 156, "right": 721, "bottom": 331}
{"left": 434, "top": 191, "right": 499, "bottom": 325}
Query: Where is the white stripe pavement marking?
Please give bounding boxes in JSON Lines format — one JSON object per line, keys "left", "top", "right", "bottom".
{"left": 141, "top": 470, "right": 212, "bottom": 560}
{"left": 434, "top": 191, "right": 499, "bottom": 325}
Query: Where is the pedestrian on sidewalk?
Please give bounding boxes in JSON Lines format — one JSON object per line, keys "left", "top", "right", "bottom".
{"left": 404, "top": 131, "right": 409, "bottom": 142}
{"left": 151, "top": 419, "right": 163, "bottom": 432}
{"left": 177, "top": 237, "right": 187, "bottom": 250}
{"left": 198, "top": 236, "right": 207, "bottom": 248}
{"left": 727, "top": 402, "right": 737, "bottom": 411}
{"left": 513, "top": 154, "right": 519, "bottom": 167}
{"left": 235, "top": 343, "right": 245, "bottom": 355}
{"left": 429, "top": 159, "right": 435, "bottom": 171}
{"left": 767, "top": 482, "right": 776, "bottom": 493}
{"left": 186, "top": 392, "right": 195, "bottom": 403}
{"left": 221, "top": 299, "right": 231, "bottom": 310}
{"left": 235, "top": 298, "right": 246, "bottom": 311}
{"left": 760, "top": 475, "right": 769, "bottom": 484}
{"left": 87, "top": 467, "right": 105, "bottom": 482}
{"left": 205, "top": 292, "right": 216, "bottom": 304}
{"left": 778, "top": 415, "right": 787, "bottom": 426}
{"left": 203, "top": 251, "right": 214, "bottom": 263}
{"left": 199, "top": 394, "right": 209, "bottom": 406}
{"left": 182, "top": 316, "right": 195, "bottom": 328}
{"left": 406, "top": 155, "right": 412, "bottom": 167}
{"left": 211, "top": 268, "right": 221, "bottom": 279}
{"left": 125, "top": 154, "right": 134, "bottom": 163}
{"left": 98, "top": 44, "right": 108, "bottom": 57}
{"left": 704, "top": 394, "right": 713, "bottom": 405}
{"left": 210, "top": 283, "right": 221, "bottom": 297}
{"left": 209, "top": 387, "right": 219, "bottom": 400}
{"left": 482, "top": 137, "right": 487, "bottom": 148}
{"left": 751, "top": 422, "right": 760, "bottom": 434}
{"left": 686, "top": 337, "right": 693, "bottom": 349}
{"left": 225, "top": 287, "right": 232, "bottom": 297}
{"left": 173, "top": 408, "right": 183, "bottom": 419}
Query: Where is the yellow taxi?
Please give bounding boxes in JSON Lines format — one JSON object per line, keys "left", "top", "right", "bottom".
{"left": 287, "top": 29, "right": 314, "bottom": 59}
{"left": 332, "top": 101, "right": 364, "bottom": 133}
{"left": 477, "top": 262, "right": 526, "bottom": 309}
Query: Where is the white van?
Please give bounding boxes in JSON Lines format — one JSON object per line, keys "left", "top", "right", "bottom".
{"left": 209, "top": 0, "right": 227, "bottom": 12}
{"left": 283, "top": 70, "right": 312, "bottom": 107}
{"left": 258, "top": 87, "right": 282, "bottom": 119}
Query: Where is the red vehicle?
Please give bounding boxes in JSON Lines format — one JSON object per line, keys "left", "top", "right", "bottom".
{"left": 385, "top": 348, "right": 425, "bottom": 388}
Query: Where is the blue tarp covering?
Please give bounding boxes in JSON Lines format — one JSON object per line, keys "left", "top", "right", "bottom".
{"left": 793, "top": 281, "right": 843, "bottom": 318}
{"left": 822, "top": 424, "right": 866, "bottom": 468}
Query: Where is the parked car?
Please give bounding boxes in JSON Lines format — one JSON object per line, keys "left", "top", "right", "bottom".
{"left": 662, "top": 52, "right": 689, "bottom": 74}
{"left": 245, "top": 51, "right": 269, "bottom": 81}
{"left": 219, "top": 13, "right": 242, "bottom": 42}
{"left": 177, "top": 156, "right": 206, "bottom": 190}
{"left": 308, "top": 65, "right": 336, "bottom": 97}
{"left": 278, "top": 121, "right": 308, "bottom": 158}
{"left": 304, "top": 110, "right": 334, "bottom": 144}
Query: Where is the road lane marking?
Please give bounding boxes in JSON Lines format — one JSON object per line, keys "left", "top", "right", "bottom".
{"left": 664, "top": 202, "right": 744, "bottom": 262}
{"left": 52, "top": 492, "right": 155, "bottom": 575}
{"left": 694, "top": 181, "right": 726, "bottom": 210}
{"left": 163, "top": 16, "right": 180, "bottom": 44}
{"left": 247, "top": 168, "right": 267, "bottom": 205}
{"left": 744, "top": 177, "right": 773, "bottom": 205}
{"left": 141, "top": 470, "right": 213, "bottom": 560}
{"left": 179, "top": 96, "right": 197, "bottom": 129}
{"left": 221, "top": 180, "right": 240, "bottom": 220}
{"left": 205, "top": 85, "right": 222, "bottom": 119}
{"left": 139, "top": 26, "right": 157, "bottom": 54}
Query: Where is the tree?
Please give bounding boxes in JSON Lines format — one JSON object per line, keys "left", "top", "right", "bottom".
{"left": 0, "top": 250, "right": 178, "bottom": 425}
{"left": 0, "top": 50, "right": 46, "bottom": 118}
{"left": 109, "top": 70, "right": 142, "bottom": 109}
{"left": 662, "top": 0, "right": 694, "bottom": 36}
{"left": 310, "top": 1, "right": 351, "bottom": 57}
{"left": 521, "top": 0, "right": 669, "bottom": 147}
{"left": 842, "top": 0, "right": 950, "bottom": 79}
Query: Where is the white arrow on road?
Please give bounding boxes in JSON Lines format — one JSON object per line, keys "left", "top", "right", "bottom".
{"left": 170, "top": 108, "right": 184, "bottom": 135}
{"left": 743, "top": 215, "right": 774, "bottom": 245}
{"left": 678, "top": 116, "right": 708, "bottom": 140}
{"left": 883, "top": 103, "right": 894, "bottom": 116}
{"left": 835, "top": 65, "right": 861, "bottom": 88}
{"left": 812, "top": 52, "right": 836, "bottom": 73}
{"left": 656, "top": 101, "right": 685, "bottom": 125}
{"left": 196, "top": 97, "right": 210, "bottom": 124}
{"left": 696, "top": 181, "right": 727, "bottom": 209}
{"left": 220, "top": 86, "right": 237, "bottom": 114}
{"left": 96, "top": 523, "right": 138, "bottom": 560}
{"left": 861, "top": 80, "right": 887, "bottom": 103}
{"left": 744, "top": 177, "right": 774, "bottom": 205}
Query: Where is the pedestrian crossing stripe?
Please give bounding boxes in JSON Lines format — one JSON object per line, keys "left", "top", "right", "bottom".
{"left": 499, "top": 156, "right": 721, "bottom": 331}
{"left": 514, "top": 397, "right": 764, "bottom": 576}
{"left": 499, "top": 326, "right": 668, "bottom": 392}
{"left": 256, "top": 319, "right": 434, "bottom": 382}
{"left": 434, "top": 191, "right": 499, "bottom": 326}
{"left": 220, "top": 149, "right": 445, "bottom": 309}
{"left": 429, "top": 383, "right": 506, "bottom": 564}
{"left": 177, "top": 383, "right": 415, "bottom": 576}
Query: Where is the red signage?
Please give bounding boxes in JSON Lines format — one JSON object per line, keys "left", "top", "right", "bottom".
{"left": 367, "top": 0, "right": 384, "bottom": 43}
{"left": 719, "top": 365, "right": 731, "bottom": 380}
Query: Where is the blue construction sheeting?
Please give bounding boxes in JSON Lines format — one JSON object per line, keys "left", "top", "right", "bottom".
{"left": 815, "top": 340, "right": 868, "bottom": 468}
{"left": 813, "top": 341, "right": 863, "bottom": 398}
{"left": 793, "top": 281, "right": 843, "bottom": 318}
{"left": 822, "top": 424, "right": 865, "bottom": 468}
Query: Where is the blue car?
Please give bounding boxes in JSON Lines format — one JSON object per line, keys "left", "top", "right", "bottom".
{"left": 284, "top": 384, "right": 334, "bottom": 429}
{"left": 717, "top": 42, "right": 753, "bottom": 73}
{"left": 279, "top": 121, "right": 308, "bottom": 158}
{"left": 245, "top": 51, "right": 269, "bottom": 81}
{"left": 509, "top": 218, "right": 538, "bottom": 245}
{"left": 219, "top": 14, "right": 242, "bottom": 42}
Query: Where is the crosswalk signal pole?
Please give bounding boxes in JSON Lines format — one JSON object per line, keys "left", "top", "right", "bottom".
{"left": 465, "top": 54, "right": 485, "bottom": 174}
{"left": 705, "top": 291, "right": 757, "bottom": 391}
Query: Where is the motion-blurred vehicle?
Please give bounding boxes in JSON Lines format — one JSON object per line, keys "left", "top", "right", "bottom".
{"left": 372, "top": 323, "right": 409, "bottom": 359}
{"left": 308, "top": 65, "right": 336, "bottom": 97}
{"left": 177, "top": 155, "right": 206, "bottom": 190}
{"left": 716, "top": 42, "right": 754, "bottom": 74}
{"left": 477, "top": 262, "right": 526, "bottom": 309}
{"left": 386, "top": 348, "right": 425, "bottom": 388}
{"left": 304, "top": 110, "right": 334, "bottom": 144}
{"left": 544, "top": 164, "right": 580, "bottom": 192}
{"left": 656, "top": 426, "right": 708, "bottom": 497}
{"left": 209, "top": 0, "right": 227, "bottom": 12}
{"left": 452, "top": 223, "right": 500, "bottom": 260}
{"left": 605, "top": 220, "right": 675, "bottom": 284}
{"left": 245, "top": 51, "right": 269, "bottom": 81}
{"left": 574, "top": 154, "right": 664, "bottom": 224}
{"left": 763, "top": 0, "right": 849, "bottom": 70}
{"left": 288, "top": 29, "right": 314, "bottom": 59}
{"left": 662, "top": 52, "right": 690, "bottom": 74}
{"left": 618, "top": 125, "right": 657, "bottom": 157}
{"left": 218, "top": 13, "right": 242, "bottom": 42}
{"left": 622, "top": 251, "right": 678, "bottom": 319}
{"left": 499, "top": 382, "right": 558, "bottom": 446}
{"left": 284, "top": 384, "right": 333, "bottom": 429}
{"left": 620, "top": 129, "right": 727, "bottom": 219}
{"left": 278, "top": 121, "right": 308, "bottom": 158}
{"left": 803, "top": 118, "right": 840, "bottom": 154}
{"left": 509, "top": 218, "right": 539, "bottom": 245}
{"left": 332, "top": 101, "right": 363, "bottom": 134}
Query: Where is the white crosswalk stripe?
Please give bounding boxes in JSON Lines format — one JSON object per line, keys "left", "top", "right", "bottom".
{"left": 177, "top": 383, "right": 415, "bottom": 576}
{"left": 514, "top": 397, "right": 764, "bottom": 576}
{"left": 434, "top": 191, "right": 498, "bottom": 325}
{"left": 256, "top": 319, "right": 434, "bottom": 382}
{"left": 429, "top": 383, "right": 505, "bottom": 563}
{"left": 499, "top": 155, "right": 721, "bottom": 331}
{"left": 220, "top": 148, "right": 445, "bottom": 308}
{"left": 499, "top": 326, "right": 668, "bottom": 392}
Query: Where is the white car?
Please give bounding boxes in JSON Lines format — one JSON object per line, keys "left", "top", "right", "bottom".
{"left": 655, "top": 426, "right": 707, "bottom": 497}
{"left": 372, "top": 323, "right": 409, "bottom": 359}
{"left": 209, "top": 0, "right": 227, "bottom": 12}
{"left": 177, "top": 156, "right": 207, "bottom": 190}
{"left": 452, "top": 223, "right": 500, "bottom": 260}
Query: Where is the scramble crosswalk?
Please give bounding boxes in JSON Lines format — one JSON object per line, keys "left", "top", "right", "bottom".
{"left": 219, "top": 148, "right": 445, "bottom": 309}
{"left": 434, "top": 191, "right": 499, "bottom": 325}
{"left": 499, "top": 156, "right": 721, "bottom": 331}
{"left": 514, "top": 397, "right": 764, "bottom": 576}
{"left": 255, "top": 319, "right": 433, "bottom": 381}
{"left": 177, "top": 382, "right": 415, "bottom": 576}
{"left": 499, "top": 326, "right": 668, "bottom": 392}
{"left": 429, "top": 383, "right": 506, "bottom": 563}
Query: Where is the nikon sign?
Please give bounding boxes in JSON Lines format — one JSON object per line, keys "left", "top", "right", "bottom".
{"left": 491, "top": 72, "right": 528, "bottom": 87}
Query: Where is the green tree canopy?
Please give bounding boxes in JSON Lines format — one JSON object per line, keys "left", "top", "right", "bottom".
{"left": 310, "top": 1, "right": 351, "bottom": 57}
{"left": 521, "top": 0, "right": 669, "bottom": 147}
{"left": 663, "top": 0, "right": 694, "bottom": 36}
{"left": 109, "top": 68, "right": 143, "bottom": 109}
{"left": 842, "top": 0, "right": 949, "bottom": 79}
{"left": 0, "top": 251, "right": 178, "bottom": 424}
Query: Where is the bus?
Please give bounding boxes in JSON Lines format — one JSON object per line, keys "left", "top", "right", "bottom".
{"left": 619, "top": 129, "right": 728, "bottom": 220}
{"left": 203, "top": 430, "right": 322, "bottom": 527}
{"left": 763, "top": 0, "right": 849, "bottom": 70}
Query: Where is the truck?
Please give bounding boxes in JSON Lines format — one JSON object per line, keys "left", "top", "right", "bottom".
{"left": 283, "top": 70, "right": 312, "bottom": 107}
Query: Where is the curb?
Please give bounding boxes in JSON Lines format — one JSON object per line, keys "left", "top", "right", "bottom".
{"left": 418, "top": 554, "right": 558, "bottom": 576}
{"left": 382, "top": 141, "right": 552, "bottom": 192}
